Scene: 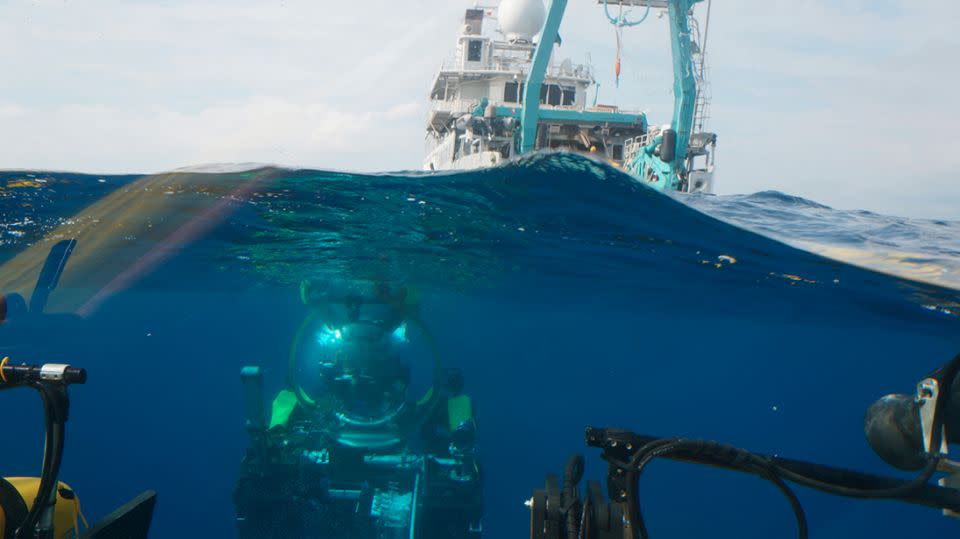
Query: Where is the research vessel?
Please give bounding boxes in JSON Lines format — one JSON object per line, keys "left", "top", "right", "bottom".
{"left": 424, "top": 0, "right": 717, "bottom": 193}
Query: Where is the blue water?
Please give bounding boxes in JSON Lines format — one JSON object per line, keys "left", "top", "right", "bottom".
{"left": 1, "top": 153, "right": 958, "bottom": 538}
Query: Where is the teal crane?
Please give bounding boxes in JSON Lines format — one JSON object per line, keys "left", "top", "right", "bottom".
{"left": 519, "top": 0, "right": 707, "bottom": 192}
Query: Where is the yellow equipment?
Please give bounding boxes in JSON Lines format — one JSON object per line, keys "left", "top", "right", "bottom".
{"left": 2, "top": 244, "right": 157, "bottom": 539}
{"left": 0, "top": 477, "right": 84, "bottom": 539}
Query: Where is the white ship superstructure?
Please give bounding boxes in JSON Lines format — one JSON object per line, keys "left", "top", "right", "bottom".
{"left": 425, "top": 4, "right": 645, "bottom": 171}
{"left": 424, "top": 0, "right": 717, "bottom": 194}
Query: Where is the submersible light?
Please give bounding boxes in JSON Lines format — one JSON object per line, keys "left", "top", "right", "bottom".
{"left": 864, "top": 393, "right": 926, "bottom": 471}
{"left": 864, "top": 356, "right": 960, "bottom": 471}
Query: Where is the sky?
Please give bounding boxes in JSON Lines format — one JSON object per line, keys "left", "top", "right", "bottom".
{"left": 0, "top": 0, "right": 958, "bottom": 219}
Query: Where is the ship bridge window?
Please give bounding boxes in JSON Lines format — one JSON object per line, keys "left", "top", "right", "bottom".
{"left": 467, "top": 40, "right": 483, "bottom": 62}
{"left": 539, "top": 84, "right": 565, "bottom": 106}
{"left": 504, "top": 81, "right": 525, "bottom": 103}
{"left": 548, "top": 85, "right": 561, "bottom": 106}
{"left": 562, "top": 86, "right": 575, "bottom": 106}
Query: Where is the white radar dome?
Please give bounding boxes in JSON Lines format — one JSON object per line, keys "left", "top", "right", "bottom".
{"left": 498, "top": 0, "right": 546, "bottom": 42}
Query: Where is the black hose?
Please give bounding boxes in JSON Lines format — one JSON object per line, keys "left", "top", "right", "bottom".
{"left": 576, "top": 353, "right": 960, "bottom": 539}
{"left": 16, "top": 383, "right": 55, "bottom": 538}
{"left": 629, "top": 439, "right": 677, "bottom": 468}
{"left": 563, "top": 455, "right": 584, "bottom": 539}
{"left": 769, "top": 352, "right": 960, "bottom": 499}
{"left": 632, "top": 353, "right": 960, "bottom": 508}
{"left": 15, "top": 383, "right": 66, "bottom": 539}
{"left": 771, "top": 455, "right": 939, "bottom": 499}
{"left": 564, "top": 455, "right": 584, "bottom": 494}
{"left": 36, "top": 423, "right": 64, "bottom": 539}
{"left": 629, "top": 439, "right": 808, "bottom": 539}
{"left": 628, "top": 439, "right": 697, "bottom": 539}
{"left": 765, "top": 473, "right": 808, "bottom": 539}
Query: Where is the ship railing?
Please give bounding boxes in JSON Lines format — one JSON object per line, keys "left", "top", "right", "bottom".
{"left": 430, "top": 99, "right": 462, "bottom": 114}
{"left": 432, "top": 95, "right": 523, "bottom": 111}
{"left": 429, "top": 98, "right": 492, "bottom": 116}
{"left": 622, "top": 133, "right": 652, "bottom": 164}
{"left": 431, "top": 98, "right": 592, "bottom": 114}
{"left": 430, "top": 96, "right": 644, "bottom": 121}
{"left": 547, "top": 63, "right": 594, "bottom": 80}
{"left": 594, "top": 0, "right": 670, "bottom": 7}
{"left": 437, "top": 58, "right": 593, "bottom": 81}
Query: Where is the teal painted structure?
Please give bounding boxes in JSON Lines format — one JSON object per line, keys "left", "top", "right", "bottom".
{"left": 624, "top": 0, "right": 702, "bottom": 191}
{"left": 496, "top": 106, "right": 645, "bottom": 128}
{"left": 519, "top": 0, "right": 705, "bottom": 192}
{"left": 519, "top": 0, "right": 567, "bottom": 154}
{"left": 602, "top": 0, "right": 652, "bottom": 26}
{"left": 628, "top": 134, "right": 673, "bottom": 191}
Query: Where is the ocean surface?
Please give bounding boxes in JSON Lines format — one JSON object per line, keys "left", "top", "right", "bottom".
{"left": 1, "top": 152, "right": 958, "bottom": 538}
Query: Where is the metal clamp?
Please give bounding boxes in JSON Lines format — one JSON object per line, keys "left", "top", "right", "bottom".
{"left": 39, "top": 364, "right": 70, "bottom": 382}
{"left": 917, "top": 378, "right": 948, "bottom": 456}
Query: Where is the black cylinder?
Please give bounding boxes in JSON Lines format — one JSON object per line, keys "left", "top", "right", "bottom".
{"left": 660, "top": 129, "right": 677, "bottom": 163}
{"left": 1, "top": 364, "right": 87, "bottom": 386}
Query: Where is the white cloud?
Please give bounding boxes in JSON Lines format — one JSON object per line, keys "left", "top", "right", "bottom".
{"left": 386, "top": 102, "right": 422, "bottom": 120}
{"left": 0, "top": 99, "right": 404, "bottom": 173}
{"left": 0, "top": 104, "right": 27, "bottom": 118}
